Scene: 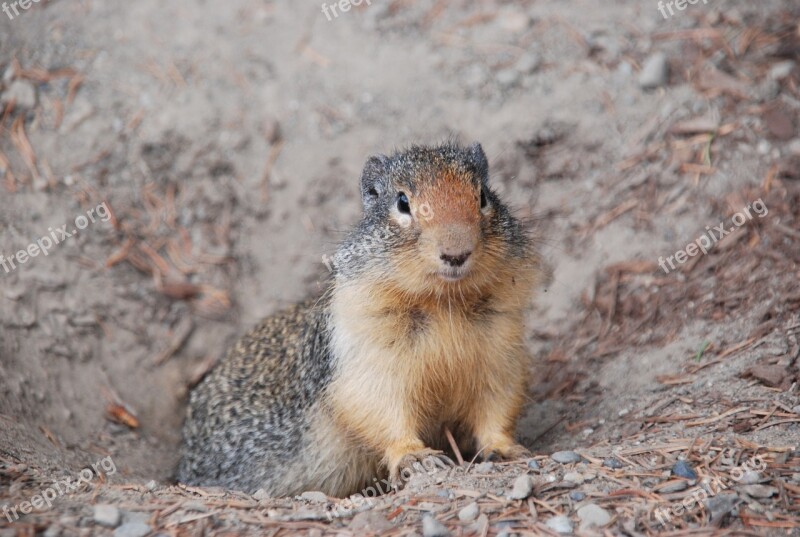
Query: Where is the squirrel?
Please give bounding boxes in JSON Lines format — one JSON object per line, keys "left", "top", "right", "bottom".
{"left": 177, "top": 142, "right": 545, "bottom": 497}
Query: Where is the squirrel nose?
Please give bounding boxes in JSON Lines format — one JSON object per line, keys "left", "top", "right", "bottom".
{"left": 440, "top": 251, "right": 471, "bottom": 267}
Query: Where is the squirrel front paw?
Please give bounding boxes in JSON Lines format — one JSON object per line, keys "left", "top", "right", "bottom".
{"left": 481, "top": 442, "right": 531, "bottom": 462}
{"left": 389, "top": 448, "right": 455, "bottom": 489}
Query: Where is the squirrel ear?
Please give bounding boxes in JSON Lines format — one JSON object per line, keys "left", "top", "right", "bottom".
{"left": 466, "top": 142, "right": 489, "bottom": 184}
{"left": 360, "top": 154, "right": 389, "bottom": 208}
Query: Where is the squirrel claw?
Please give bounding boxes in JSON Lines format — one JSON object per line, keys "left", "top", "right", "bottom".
{"left": 481, "top": 443, "right": 531, "bottom": 462}
{"left": 389, "top": 449, "right": 455, "bottom": 489}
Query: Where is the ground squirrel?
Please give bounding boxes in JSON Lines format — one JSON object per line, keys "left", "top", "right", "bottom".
{"left": 178, "top": 142, "right": 545, "bottom": 497}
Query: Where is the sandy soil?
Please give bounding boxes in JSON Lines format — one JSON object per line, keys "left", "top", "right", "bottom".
{"left": 1, "top": 0, "right": 799, "bottom": 535}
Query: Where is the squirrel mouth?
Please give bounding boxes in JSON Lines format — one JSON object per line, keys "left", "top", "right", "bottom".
{"left": 436, "top": 268, "right": 469, "bottom": 282}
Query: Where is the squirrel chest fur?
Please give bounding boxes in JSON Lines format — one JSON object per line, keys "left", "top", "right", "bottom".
{"left": 178, "top": 142, "right": 543, "bottom": 497}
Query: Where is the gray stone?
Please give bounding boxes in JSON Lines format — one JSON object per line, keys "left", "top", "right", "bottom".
{"left": 458, "top": 502, "right": 479, "bottom": 522}
{"left": 473, "top": 462, "right": 496, "bottom": 473}
{"left": 546, "top": 515, "right": 573, "bottom": 534}
{"left": 121, "top": 512, "right": 150, "bottom": 527}
{"left": 639, "top": 52, "right": 669, "bottom": 89}
{"left": 577, "top": 503, "right": 612, "bottom": 530}
{"left": 603, "top": 458, "right": 624, "bottom": 469}
{"left": 93, "top": 505, "right": 121, "bottom": 528}
{"left": 145, "top": 480, "right": 157, "bottom": 492}
{"left": 252, "top": 489, "right": 270, "bottom": 500}
{"left": 1, "top": 79, "right": 37, "bottom": 110}
{"left": 507, "top": 474, "right": 534, "bottom": 500}
{"left": 769, "top": 60, "right": 795, "bottom": 80}
{"left": 43, "top": 526, "right": 61, "bottom": 537}
{"left": 740, "top": 485, "right": 778, "bottom": 498}
{"left": 113, "top": 523, "right": 152, "bottom": 537}
{"left": 300, "top": 491, "right": 328, "bottom": 503}
{"left": 738, "top": 471, "right": 761, "bottom": 485}
{"left": 672, "top": 460, "right": 697, "bottom": 480}
{"left": 497, "top": 7, "right": 530, "bottom": 33}
{"left": 552, "top": 451, "right": 582, "bottom": 464}
{"left": 517, "top": 52, "right": 541, "bottom": 74}
{"left": 182, "top": 502, "right": 209, "bottom": 512}
{"left": 496, "top": 69, "right": 520, "bottom": 89}
{"left": 527, "top": 459, "right": 540, "bottom": 470}
{"left": 422, "top": 514, "right": 450, "bottom": 537}
{"left": 569, "top": 491, "right": 586, "bottom": 501}
{"left": 564, "top": 472, "right": 584, "bottom": 483}
{"left": 349, "top": 511, "right": 392, "bottom": 532}
{"left": 464, "top": 65, "right": 488, "bottom": 90}
{"left": 705, "top": 493, "right": 739, "bottom": 521}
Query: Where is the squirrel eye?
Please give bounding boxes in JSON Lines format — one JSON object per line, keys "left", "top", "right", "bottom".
{"left": 397, "top": 192, "right": 411, "bottom": 214}
{"left": 480, "top": 188, "right": 488, "bottom": 209}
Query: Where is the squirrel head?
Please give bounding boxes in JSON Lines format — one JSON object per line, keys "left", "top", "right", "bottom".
{"left": 334, "top": 142, "right": 536, "bottom": 299}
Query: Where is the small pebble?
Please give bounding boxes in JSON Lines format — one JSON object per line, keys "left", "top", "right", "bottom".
{"left": 43, "top": 526, "right": 61, "bottom": 537}
{"left": 113, "top": 523, "right": 152, "bottom": 537}
{"left": 252, "top": 489, "right": 270, "bottom": 501}
{"left": 507, "top": 475, "right": 534, "bottom": 500}
{"left": 603, "top": 458, "right": 624, "bottom": 469}
{"left": 182, "top": 502, "right": 209, "bottom": 512}
{"left": 458, "top": 502, "right": 479, "bottom": 522}
{"left": 739, "top": 471, "right": 761, "bottom": 485}
{"left": 422, "top": 514, "right": 450, "bottom": 537}
{"left": 551, "top": 451, "right": 582, "bottom": 464}
{"left": 527, "top": 459, "right": 540, "bottom": 470}
{"left": 496, "top": 69, "right": 520, "bottom": 89}
{"left": 705, "top": 493, "right": 739, "bottom": 521}
{"left": 577, "top": 503, "right": 612, "bottom": 531}
{"left": 569, "top": 491, "right": 586, "bottom": 501}
{"left": 0, "top": 79, "right": 37, "bottom": 110}
{"left": 672, "top": 460, "right": 697, "bottom": 480}
{"left": 93, "top": 505, "right": 121, "bottom": 528}
{"left": 769, "top": 60, "right": 795, "bottom": 80}
{"left": 145, "top": 480, "right": 157, "bottom": 492}
{"left": 545, "top": 515, "right": 573, "bottom": 534}
{"left": 473, "top": 462, "right": 496, "bottom": 473}
{"left": 516, "top": 52, "right": 541, "bottom": 74}
{"left": 564, "top": 472, "right": 584, "bottom": 484}
{"left": 300, "top": 490, "right": 328, "bottom": 503}
{"left": 740, "top": 485, "right": 778, "bottom": 499}
{"left": 639, "top": 52, "right": 669, "bottom": 89}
